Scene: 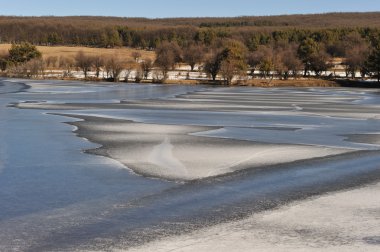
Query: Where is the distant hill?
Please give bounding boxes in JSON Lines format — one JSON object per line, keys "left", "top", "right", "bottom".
{"left": 0, "top": 12, "right": 379, "bottom": 49}
{"left": 1, "top": 12, "right": 380, "bottom": 29}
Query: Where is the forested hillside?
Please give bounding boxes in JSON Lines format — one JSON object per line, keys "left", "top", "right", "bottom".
{"left": 1, "top": 13, "right": 380, "bottom": 49}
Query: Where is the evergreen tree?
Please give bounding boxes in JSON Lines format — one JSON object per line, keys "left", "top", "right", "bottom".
{"left": 366, "top": 41, "right": 380, "bottom": 82}
{"left": 8, "top": 42, "right": 42, "bottom": 65}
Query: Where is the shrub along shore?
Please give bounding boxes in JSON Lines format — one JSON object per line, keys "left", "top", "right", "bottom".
{"left": 0, "top": 42, "right": 379, "bottom": 87}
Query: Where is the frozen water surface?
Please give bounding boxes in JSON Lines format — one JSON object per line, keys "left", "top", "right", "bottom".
{"left": 1, "top": 79, "right": 380, "bottom": 251}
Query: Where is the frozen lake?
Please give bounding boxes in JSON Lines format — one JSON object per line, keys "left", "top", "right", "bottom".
{"left": 1, "top": 79, "right": 380, "bottom": 251}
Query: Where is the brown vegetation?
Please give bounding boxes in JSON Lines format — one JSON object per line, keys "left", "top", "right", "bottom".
{"left": 1, "top": 13, "right": 380, "bottom": 50}
{"left": 1, "top": 13, "right": 380, "bottom": 86}
{"left": 243, "top": 78, "right": 340, "bottom": 87}
{"left": 0, "top": 44, "right": 154, "bottom": 66}
{"left": 1, "top": 13, "right": 380, "bottom": 31}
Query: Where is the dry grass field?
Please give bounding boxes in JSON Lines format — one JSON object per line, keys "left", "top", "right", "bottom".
{"left": 0, "top": 44, "right": 155, "bottom": 62}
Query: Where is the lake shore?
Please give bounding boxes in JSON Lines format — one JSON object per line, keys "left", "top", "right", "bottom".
{"left": 3, "top": 73, "right": 379, "bottom": 88}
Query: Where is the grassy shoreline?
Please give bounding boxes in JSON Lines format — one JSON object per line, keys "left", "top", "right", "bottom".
{"left": 45, "top": 76, "right": 380, "bottom": 88}
{"left": 3, "top": 73, "right": 379, "bottom": 88}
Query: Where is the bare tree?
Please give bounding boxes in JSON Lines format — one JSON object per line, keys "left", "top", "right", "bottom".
{"left": 92, "top": 56, "right": 104, "bottom": 78}
{"left": 75, "top": 51, "right": 93, "bottom": 78}
{"left": 155, "top": 51, "right": 174, "bottom": 80}
{"left": 140, "top": 58, "right": 153, "bottom": 79}
{"left": 205, "top": 40, "right": 248, "bottom": 84}
{"left": 254, "top": 46, "right": 274, "bottom": 79}
{"left": 247, "top": 50, "right": 265, "bottom": 78}
{"left": 204, "top": 49, "right": 223, "bottom": 81}
{"left": 105, "top": 55, "right": 124, "bottom": 82}
{"left": 154, "top": 41, "right": 182, "bottom": 80}
{"left": 183, "top": 44, "right": 204, "bottom": 71}
{"left": 7, "top": 64, "right": 24, "bottom": 78}
{"left": 25, "top": 58, "right": 45, "bottom": 78}
{"left": 273, "top": 52, "right": 287, "bottom": 79}
{"left": 282, "top": 51, "right": 303, "bottom": 79}
{"left": 123, "top": 61, "right": 136, "bottom": 82}
{"left": 309, "top": 50, "right": 332, "bottom": 77}
{"left": 0, "top": 50, "right": 9, "bottom": 72}
{"left": 59, "top": 56, "right": 75, "bottom": 77}
{"left": 344, "top": 44, "right": 369, "bottom": 79}
{"left": 276, "top": 45, "right": 303, "bottom": 79}
{"left": 134, "top": 66, "right": 144, "bottom": 83}
{"left": 220, "top": 60, "right": 237, "bottom": 84}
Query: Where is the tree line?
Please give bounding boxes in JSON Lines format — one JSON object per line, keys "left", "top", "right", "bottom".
{"left": 1, "top": 36, "right": 380, "bottom": 83}
{"left": 154, "top": 34, "right": 380, "bottom": 83}
{"left": 1, "top": 14, "right": 380, "bottom": 50}
{"left": 1, "top": 14, "right": 380, "bottom": 84}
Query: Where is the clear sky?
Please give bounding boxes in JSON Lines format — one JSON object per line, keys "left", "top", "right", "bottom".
{"left": 1, "top": 0, "right": 380, "bottom": 18}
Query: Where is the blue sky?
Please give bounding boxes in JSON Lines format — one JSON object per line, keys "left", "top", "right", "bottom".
{"left": 1, "top": 0, "right": 380, "bottom": 18}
